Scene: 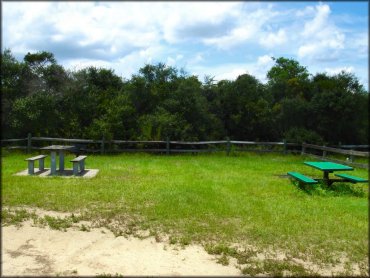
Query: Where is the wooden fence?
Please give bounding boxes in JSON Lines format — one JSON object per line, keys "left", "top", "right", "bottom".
{"left": 1, "top": 135, "right": 368, "bottom": 168}
{"left": 1, "top": 134, "right": 301, "bottom": 155}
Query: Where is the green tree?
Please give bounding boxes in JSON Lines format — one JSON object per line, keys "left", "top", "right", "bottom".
{"left": 311, "top": 71, "right": 368, "bottom": 144}
{"left": 267, "top": 57, "right": 311, "bottom": 102}
{"left": 9, "top": 93, "right": 62, "bottom": 137}
{"left": 1, "top": 49, "right": 27, "bottom": 137}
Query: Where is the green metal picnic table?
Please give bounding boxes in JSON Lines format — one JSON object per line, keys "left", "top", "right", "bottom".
{"left": 303, "top": 161, "right": 353, "bottom": 184}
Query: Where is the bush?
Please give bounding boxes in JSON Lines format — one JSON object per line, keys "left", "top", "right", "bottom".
{"left": 284, "top": 127, "right": 324, "bottom": 144}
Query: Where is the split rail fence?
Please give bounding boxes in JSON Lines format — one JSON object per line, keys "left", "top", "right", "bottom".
{"left": 1, "top": 134, "right": 368, "bottom": 168}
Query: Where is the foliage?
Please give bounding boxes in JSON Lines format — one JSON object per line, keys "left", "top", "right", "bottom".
{"left": 284, "top": 127, "right": 324, "bottom": 145}
{"left": 1, "top": 49, "right": 368, "bottom": 144}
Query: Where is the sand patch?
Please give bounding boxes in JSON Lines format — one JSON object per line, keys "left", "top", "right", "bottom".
{"left": 2, "top": 220, "right": 241, "bottom": 276}
{"left": 2, "top": 207, "right": 366, "bottom": 276}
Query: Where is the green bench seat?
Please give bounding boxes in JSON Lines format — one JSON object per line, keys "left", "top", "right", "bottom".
{"left": 334, "top": 173, "right": 368, "bottom": 183}
{"left": 287, "top": 171, "right": 318, "bottom": 184}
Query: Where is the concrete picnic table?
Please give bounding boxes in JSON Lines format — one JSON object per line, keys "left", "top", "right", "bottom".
{"left": 40, "top": 145, "right": 75, "bottom": 175}
{"left": 303, "top": 161, "right": 353, "bottom": 184}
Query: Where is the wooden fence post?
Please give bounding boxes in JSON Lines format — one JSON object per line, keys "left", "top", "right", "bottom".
{"left": 101, "top": 136, "right": 105, "bottom": 154}
{"left": 323, "top": 145, "right": 327, "bottom": 158}
{"left": 301, "top": 142, "right": 306, "bottom": 155}
{"left": 283, "top": 139, "right": 287, "bottom": 154}
{"left": 350, "top": 150, "right": 354, "bottom": 162}
{"left": 166, "top": 137, "right": 170, "bottom": 155}
{"left": 27, "top": 133, "right": 32, "bottom": 153}
{"left": 226, "top": 137, "right": 231, "bottom": 156}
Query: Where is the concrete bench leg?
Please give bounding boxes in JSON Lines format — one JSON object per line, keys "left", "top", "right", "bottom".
{"left": 39, "top": 159, "right": 45, "bottom": 171}
{"left": 28, "top": 161, "right": 34, "bottom": 175}
{"left": 72, "top": 162, "right": 79, "bottom": 175}
{"left": 79, "top": 160, "right": 85, "bottom": 172}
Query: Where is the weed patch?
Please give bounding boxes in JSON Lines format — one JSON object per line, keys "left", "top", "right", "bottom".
{"left": 1, "top": 208, "right": 36, "bottom": 226}
{"left": 242, "top": 259, "right": 314, "bottom": 276}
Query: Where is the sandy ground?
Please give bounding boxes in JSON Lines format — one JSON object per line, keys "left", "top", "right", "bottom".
{"left": 2, "top": 207, "right": 366, "bottom": 276}
{"left": 2, "top": 216, "right": 241, "bottom": 276}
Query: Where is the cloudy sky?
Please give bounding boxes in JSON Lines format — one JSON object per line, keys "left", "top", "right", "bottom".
{"left": 2, "top": 1, "right": 369, "bottom": 88}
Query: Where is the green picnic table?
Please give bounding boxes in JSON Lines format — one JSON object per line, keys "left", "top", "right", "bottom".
{"left": 304, "top": 161, "right": 356, "bottom": 185}
{"left": 288, "top": 161, "right": 367, "bottom": 186}
{"left": 304, "top": 161, "right": 352, "bottom": 178}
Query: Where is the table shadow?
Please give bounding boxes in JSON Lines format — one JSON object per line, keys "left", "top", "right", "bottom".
{"left": 291, "top": 180, "right": 366, "bottom": 197}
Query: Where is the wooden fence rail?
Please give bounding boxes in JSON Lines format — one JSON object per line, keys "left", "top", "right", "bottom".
{"left": 1, "top": 138, "right": 27, "bottom": 142}
{"left": 302, "top": 143, "right": 369, "bottom": 157}
{"left": 336, "top": 144, "right": 369, "bottom": 149}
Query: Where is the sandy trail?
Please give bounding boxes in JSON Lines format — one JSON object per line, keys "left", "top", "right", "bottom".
{"left": 2, "top": 220, "right": 241, "bottom": 276}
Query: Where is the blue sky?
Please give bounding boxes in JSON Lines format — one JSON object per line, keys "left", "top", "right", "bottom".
{"left": 2, "top": 1, "right": 368, "bottom": 89}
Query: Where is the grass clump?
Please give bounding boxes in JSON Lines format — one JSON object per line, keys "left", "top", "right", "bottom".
{"left": 79, "top": 224, "right": 90, "bottom": 232}
{"left": 217, "top": 254, "right": 229, "bottom": 265}
{"left": 35, "top": 215, "right": 73, "bottom": 231}
{"left": 242, "top": 259, "right": 314, "bottom": 277}
{"left": 1, "top": 208, "right": 36, "bottom": 226}
{"left": 34, "top": 215, "right": 81, "bottom": 232}
{"left": 205, "top": 243, "right": 238, "bottom": 256}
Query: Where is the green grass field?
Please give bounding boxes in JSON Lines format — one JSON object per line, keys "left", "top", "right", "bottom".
{"left": 2, "top": 150, "right": 368, "bottom": 276}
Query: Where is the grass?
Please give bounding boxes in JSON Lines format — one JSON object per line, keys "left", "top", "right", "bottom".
{"left": 2, "top": 149, "right": 368, "bottom": 275}
{"left": 1, "top": 208, "right": 37, "bottom": 226}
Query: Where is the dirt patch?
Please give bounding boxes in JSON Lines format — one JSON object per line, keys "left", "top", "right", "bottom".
{"left": 2, "top": 209, "right": 241, "bottom": 276}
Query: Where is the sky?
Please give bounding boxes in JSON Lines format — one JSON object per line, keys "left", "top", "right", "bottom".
{"left": 2, "top": 1, "right": 369, "bottom": 89}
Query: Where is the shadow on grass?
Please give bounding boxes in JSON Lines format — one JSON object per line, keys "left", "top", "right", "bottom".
{"left": 293, "top": 180, "right": 366, "bottom": 197}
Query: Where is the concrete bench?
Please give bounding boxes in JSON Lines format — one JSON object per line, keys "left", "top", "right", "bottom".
{"left": 70, "top": 155, "right": 87, "bottom": 175}
{"left": 287, "top": 171, "right": 318, "bottom": 184}
{"left": 25, "top": 155, "right": 47, "bottom": 175}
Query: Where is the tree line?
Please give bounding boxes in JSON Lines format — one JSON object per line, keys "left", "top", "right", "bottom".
{"left": 1, "top": 49, "right": 368, "bottom": 144}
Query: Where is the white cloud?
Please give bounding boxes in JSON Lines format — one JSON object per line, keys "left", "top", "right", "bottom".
{"left": 2, "top": 2, "right": 367, "bottom": 88}
{"left": 189, "top": 54, "right": 275, "bottom": 83}
{"left": 301, "top": 4, "right": 331, "bottom": 37}
{"left": 203, "top": 7, "right": 280, "bottom": 49}
{"left": 188, "top": 53, "right": 204, "bottom": 65}
{"left": 297, "top": 4, "right": 345, "bottom": 60}
{"left": 348, "top": 33, "right": 368, "bottom": 57}
{"left": 324, "top": 66, "right": 354, "bottom": 75}
{"left": 166, "top": 54, "right": 184, "bottom": 67}
{"left": 161, "top": 2, "right": 242, "bottom": 44}
{"left": 203, "top": 25, "right": 256, "bottom": 49}
{"left": 259, "top": 29, "right": 287, "bottom": 48}
{"left": 295, "top": 6, "right": 315, "bottom": 17}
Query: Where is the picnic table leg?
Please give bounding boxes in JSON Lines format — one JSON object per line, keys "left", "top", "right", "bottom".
{"left": 323, "top": 171, "right": 333, "bottom": 185}
{"left": 50, "top": 151, "right": 57, "bottom": 175}
{"left": 59, "top": 150, "right": 65, "bottom": 172}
